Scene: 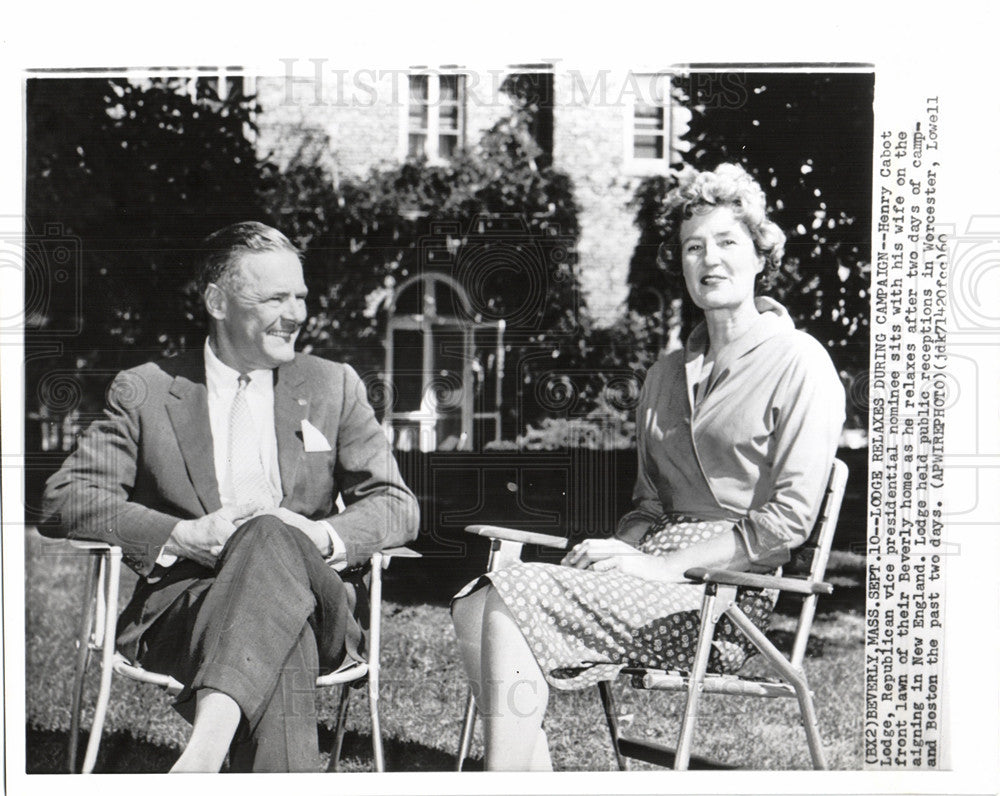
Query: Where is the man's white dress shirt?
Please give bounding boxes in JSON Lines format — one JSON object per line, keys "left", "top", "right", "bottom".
{"left": 156, "top": 339, "right": 345, "bottom": 566}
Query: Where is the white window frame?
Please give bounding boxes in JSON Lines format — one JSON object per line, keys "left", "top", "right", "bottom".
{"left": 399, "top": 70, "right": 466, "bottom": 163}
{"left": 623, "top": 72, "right": 676, "bottom": 176}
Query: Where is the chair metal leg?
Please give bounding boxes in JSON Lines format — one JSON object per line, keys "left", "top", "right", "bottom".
{"left": 597, "top": 681, "right": 629, "bottom": 771}
{"left": 68, "top": 552, "right": 101, "bottom": 772}
{"left": 725, "top": 602, "right": 829, "bottom": 770}
{"left": 368, "top": 554, "right": 385, "bottom": 772}
{"left": 368, "top": 677, "right": 385, "bottom": 772}
{"left": 675, "top": 587, "right": 723, "bottom": 770}
{"left": 456, "top": 690, "right": 477, "bottom": 771}
{"left": 81, "top": 549, "right": 122, "bottom": 774}
{"left": 328, "top": 685, "right": 352, "bottom": 772}
{"left": 796, "top": 678, "right": 828, "bottom": 769}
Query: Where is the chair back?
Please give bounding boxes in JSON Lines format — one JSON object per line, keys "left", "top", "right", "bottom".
{"left": 784, "top": 458, "right": 849, "bottom": 584}
{"left": 785, "top": 458, "right": 848, "bottom": 667}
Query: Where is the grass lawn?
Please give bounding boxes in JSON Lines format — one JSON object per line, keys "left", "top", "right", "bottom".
{"left": 24, "top": 529, "right": 864, "bottom": 772}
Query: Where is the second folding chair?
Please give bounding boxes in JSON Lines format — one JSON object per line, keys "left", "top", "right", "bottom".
{"left": 455, "top": 459, "right": 848, "bottom": 770}
{"left": 67, "top": 541, "right": 420, "bottom": 774}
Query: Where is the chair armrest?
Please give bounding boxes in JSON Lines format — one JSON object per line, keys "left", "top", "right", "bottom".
{"left": 683, "top": 567, "right": 833, "bottom": 595}
{"left": 374, "top": 546, "right": 422, "bottom": 569}
{"left": 341, "top": 547, "right": 422, "bottom": 575}
{"left": 68, "top": 540, "right": 119, "bottom": 552}
{"left": 378, "top": 546, "right": 422, "bottom": 560}
{"left": 464, "top": 525, "right": 569, "bottom": 550}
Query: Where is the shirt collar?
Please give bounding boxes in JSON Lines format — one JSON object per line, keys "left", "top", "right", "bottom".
{"left": 204, "top": 338, "right": 274, "bottom": 395}
{"left": 685, "top": 296, "right": 794, "bottom": 361}
{"left": 683, "top": 298, "right": 795, "bottom": 410}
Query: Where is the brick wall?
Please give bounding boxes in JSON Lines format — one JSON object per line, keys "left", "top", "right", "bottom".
{"left": 252, "top": 67, "right": 666, "bottom": 325}
{"left": 254, "top": 69, "right": 512, "bottom": 176}
{"left": 553, "top": 69, "right": 644, "bottom": 325}
{"left": 253, "top": 72, "right": 400, "bottom": 176}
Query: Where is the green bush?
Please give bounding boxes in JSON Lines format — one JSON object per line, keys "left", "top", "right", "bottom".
{"left": 263, "top": 104, "right": 587, "bottom": 435}
{"left": 26, "top": 77, "right": 266, "bottom": 427}
{"left": 26, "top": 77, "right": 590, "bottom": 439}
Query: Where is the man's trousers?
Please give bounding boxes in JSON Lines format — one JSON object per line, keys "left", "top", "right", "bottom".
{"left": 136, "top": 515, "right": 362, "bottom": 772}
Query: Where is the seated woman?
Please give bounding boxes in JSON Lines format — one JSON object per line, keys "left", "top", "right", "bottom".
{"left": 451, "top": 162, "right": 846, "bottom": 771}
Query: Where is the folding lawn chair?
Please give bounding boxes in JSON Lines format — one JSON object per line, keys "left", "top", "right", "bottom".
{"left": 67, "top": 541, "right": 420, "bottom": 774}
{"left": 455, "top": 458, "right": 848, "bottom": 770}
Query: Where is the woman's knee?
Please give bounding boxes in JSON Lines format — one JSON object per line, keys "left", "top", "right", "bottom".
{"left": 482, "top": 584, "right": 518, "bottom": 627}
{"left": 452, "top": 584, "right": 491, "bottom": 641}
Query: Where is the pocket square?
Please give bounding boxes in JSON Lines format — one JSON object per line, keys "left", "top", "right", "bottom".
{"left": 301, "top": 419, "right": 332, "bottom": 452}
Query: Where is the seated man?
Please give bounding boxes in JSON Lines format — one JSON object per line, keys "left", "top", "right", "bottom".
{"left": 41, "top": 222, "right": 420, "bottom": 772}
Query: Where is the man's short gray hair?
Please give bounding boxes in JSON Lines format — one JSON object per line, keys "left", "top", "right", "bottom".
{"left": 196, "top": 221, "right": 301, "bottom": 295}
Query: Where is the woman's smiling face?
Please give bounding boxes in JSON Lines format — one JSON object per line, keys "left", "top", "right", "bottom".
{"left": 679, "top": 205, "right": 764, "bottom": 314}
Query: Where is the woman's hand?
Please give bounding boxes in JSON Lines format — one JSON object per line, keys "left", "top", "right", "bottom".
{"left": 561, "top": 537, "right": 635, "bottom": 569}
{"left": 561, "top": 538, "right": 690, "bottom": 582}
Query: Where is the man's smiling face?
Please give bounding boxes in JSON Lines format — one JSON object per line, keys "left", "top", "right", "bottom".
{"left": 209, "top": 249, "right": 308, "bottom": 373}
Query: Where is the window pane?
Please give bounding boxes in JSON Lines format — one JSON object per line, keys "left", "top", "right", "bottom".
{"left": 438, "top": 134, "right": 457, "bottom": 158}
{"left": 439, "top": 102, "right": 459, "bottom": 131}
{"left": 409, "top": 102, "right": 428, "bottom": 129}
{"left": 408, "top": 74, "right": 429, "bottom": 145}
{"left": 507, "top": 71, "right": 553, "bottom": 160}
{"left": 634, "top": 103, "right": 664, "bottom": 129}
{"left": 409, "top": 74, "right": 429, "bottom": 101}
{"left": 409, "top": 133, "right": 427, "bottom": 158}
{"left": 439, "top": 74, "right": 461, "bottom": 101}
{"left": 391, "top": 330, "right": 424, "bottom": 412}
{"left": 633, "top": 134, "right": 664, "bottom": 160}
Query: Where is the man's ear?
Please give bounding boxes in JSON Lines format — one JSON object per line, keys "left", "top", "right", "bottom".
{"left": 204, "top": 283, "right": 227, "bottom": 320}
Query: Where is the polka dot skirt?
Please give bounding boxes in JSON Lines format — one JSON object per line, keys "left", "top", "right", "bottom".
{"left": 455, "top": 515, "right": 776, "bottom": 691}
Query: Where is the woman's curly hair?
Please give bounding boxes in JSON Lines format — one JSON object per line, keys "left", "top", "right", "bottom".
{"left": 659, "top": 163, "right": 787, "bottom": 291}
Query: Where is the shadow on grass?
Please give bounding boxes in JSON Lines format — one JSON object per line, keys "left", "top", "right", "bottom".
{"left": 319, "top": 726, "right": 459, "bottom": 772}
{"left": 28, "top": 725, "right": 460, "bottom": 774}
{"left": 28, "top": 727, "right": 178, "bottom": 774}
{"left": 774, "top": 582, "right": 864, "bottom": 618}
{"left": 764, "top": 628, "right": 827, "bottom": 658}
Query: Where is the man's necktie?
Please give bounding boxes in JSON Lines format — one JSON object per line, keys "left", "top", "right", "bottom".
{"left": 228, "top": 374, "right": 272, "bottom": 505}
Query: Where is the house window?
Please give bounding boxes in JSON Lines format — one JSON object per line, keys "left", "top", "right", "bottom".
{"left": 625, "top": 73, "right": 684, "bottom": 173}
{"left": 633, "top": 99, "right": 667, "bottom": 159}
{"left": 404, "top": 72, "right": 466, "bottom": 161}
{"left": 502, "top": 67, "right": 554, "bottom": 168}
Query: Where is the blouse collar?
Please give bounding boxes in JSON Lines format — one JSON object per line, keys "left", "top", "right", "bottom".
{"left": 683, "top": 297, "right": 795, "bottom": 409}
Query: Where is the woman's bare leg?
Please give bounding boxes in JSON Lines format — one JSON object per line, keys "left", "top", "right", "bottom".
{"left": 480, "top": 587, "right": 552, "bottom": 771}
{"left": 453, "top": 585, "right": 553, "bottom": 770}
{"left": 528, "top": 728, "right": 553, "bottom": 771}
{"left": 170, "top": 689, "right": 241, "bottom": 772}
{"left": 452, "top": 586, "right": 489, "bottom": 703}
